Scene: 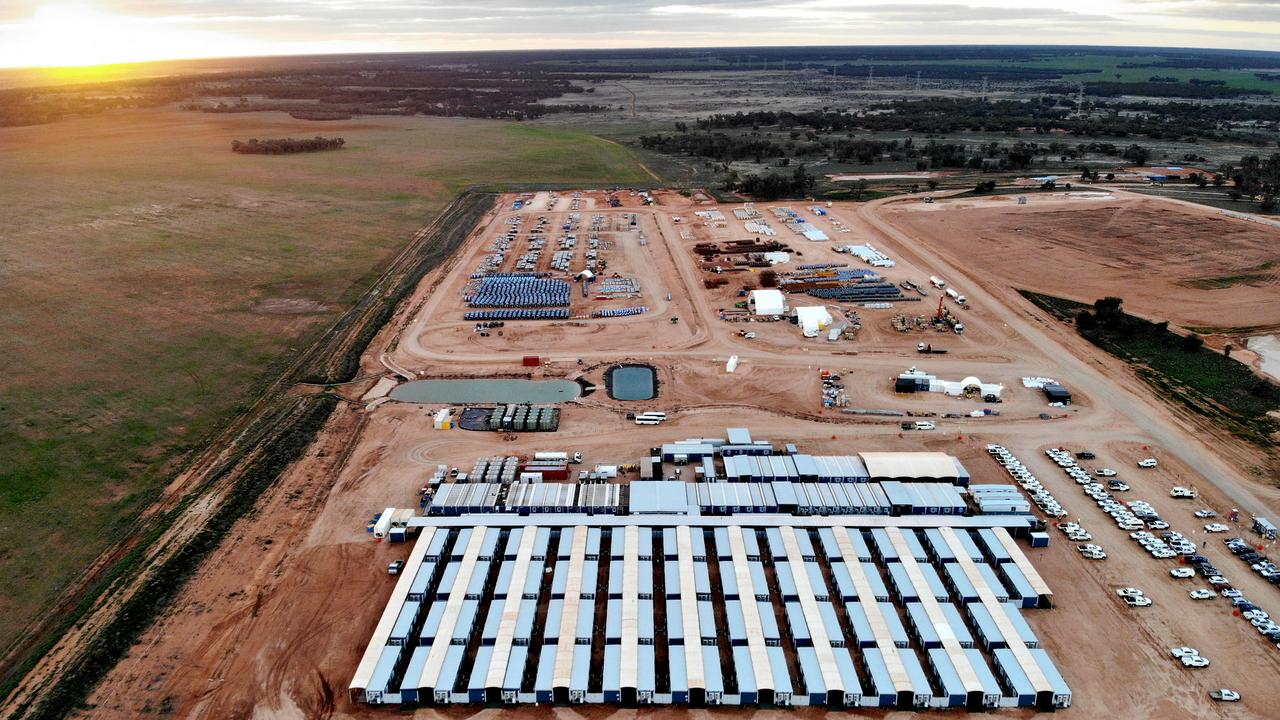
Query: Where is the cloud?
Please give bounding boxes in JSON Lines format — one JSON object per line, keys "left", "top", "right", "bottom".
{"left": 0, "top": 0, "right": 1277, "bottom": 66}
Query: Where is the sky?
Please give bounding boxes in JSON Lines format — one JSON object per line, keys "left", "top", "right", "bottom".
{"left": 0, "top": 0, "right": 1278, "bottom": 68}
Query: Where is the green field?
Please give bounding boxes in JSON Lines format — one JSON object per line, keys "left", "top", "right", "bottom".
{"left": 1021, "top": 291, "right": 1280, "bottom": 447}
{"left": 0, "top": 109, "right": 650, "bottom": 655}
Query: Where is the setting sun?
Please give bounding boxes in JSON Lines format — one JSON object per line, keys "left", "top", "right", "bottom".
{"left": 0, "top": 2, "right": 263, "bottom": 69}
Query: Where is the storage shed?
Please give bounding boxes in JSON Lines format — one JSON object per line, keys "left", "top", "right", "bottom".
{"left": 1042, "top": 383, "right": 1071, "bottom": 404}
{"left": 748, "top": 289, "right": 787, "bottom": 316}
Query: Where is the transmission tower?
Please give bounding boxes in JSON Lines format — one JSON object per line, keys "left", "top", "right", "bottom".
{"left": 981, "top": 76, "right": 989, "bottom": 102}
{"left": 915, "top": 70, "right": 922, "bottom": 93}
{"left": 1075, "top": 83, "right": 1085, "bottom": 117}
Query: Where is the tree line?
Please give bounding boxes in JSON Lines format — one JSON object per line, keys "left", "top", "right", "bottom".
{"left": 686, "top": 98, "right": 1279, "bottom": 144}
{"left": 230, "top": 137, "right": 345, "bottom": 155}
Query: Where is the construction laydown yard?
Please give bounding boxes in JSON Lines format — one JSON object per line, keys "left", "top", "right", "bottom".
{"left": 34, "top": 188, "right": 1280, "bottom": 719}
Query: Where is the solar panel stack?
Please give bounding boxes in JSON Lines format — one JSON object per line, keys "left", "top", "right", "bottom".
{"left": 591, "top": 306, "right": 648, "bottom": 318}
{"left": 464, "top": 308, "right": 570, "bottom": 320}
{"left": 466, "top": 275, "right": 571, "bottom": 308}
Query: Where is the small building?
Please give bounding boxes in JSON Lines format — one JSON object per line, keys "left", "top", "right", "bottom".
{"left": 748, "top": 289, "right": 787, "bottom": 316}
{"left": 1042, "top": 384, "right": 1071, "bottom": 404}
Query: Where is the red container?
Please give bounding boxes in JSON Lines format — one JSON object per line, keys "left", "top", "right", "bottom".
{"left": 522, "top": 356, "right": 541, "bottom": 367}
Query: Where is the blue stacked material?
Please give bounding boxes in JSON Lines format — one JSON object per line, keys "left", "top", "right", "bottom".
{"left": 591, "top": 306, "right": 648, "bottom": 318}
{"left": 463, "top": 309, "right": 570, "bottom": 320}
{"left": 468, "top": 271, "right": 549, "bottom": 280}
{"left": 808, "top": 283, "right": 907, "bottom": 301}
{"left": 467, "top": 276, "right": 570, "bottom": 307}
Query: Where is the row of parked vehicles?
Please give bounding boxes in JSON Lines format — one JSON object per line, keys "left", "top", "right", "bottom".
{"left": 1047, "top": 448, "right": 1172, "bottom": 533}
{"left": 1224, "top": 535, "right": 1280, "bottom": 584}
{"left": 987, "top": 444, "right": 1067, "bottom": 517}
{"left": 1130, "top": 529, "right": 1196, "bottom": 561}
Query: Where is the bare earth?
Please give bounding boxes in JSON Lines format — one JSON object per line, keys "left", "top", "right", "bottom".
{"left": 80, "top": 190, "right": 1280, "bottom": 720}
{"left": 883, "top": 191, "right": 1280, "bottom": 331}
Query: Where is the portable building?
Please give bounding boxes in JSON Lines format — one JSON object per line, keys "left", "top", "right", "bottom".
{"left": 943, "top": 563, "right": 978, "bottom": 602}
{"left": 534, "top": 645, "right": 557, "bottom": 703}
{"left": 976, "top": 529, "right": 1013, "bottom": 563}
{"left": 767, "top": 645, "right": 794, "bottom": 705}
{"left": 964, "top": 649, "right": 1004, "bottom": 708}
{"left": 365, "top": 645, "right": 403, "bottom": 704}
{"left": 1029, "top": 648, "right": 1072, "bottom": 709}
{"left": 924, "top": 528, "right": 957, "bottom": 562}
{"left": 843, "top": 602, "right": 876, "bottom": 648}
{"left": 879, "top": 601, "right": 910, "bottom": 647}
{"left": 702, "top": 645, "right": 725, "bottom": 704}
{"left": 785, "top": 601, "right": 812, "bottom": 645}
{"left": 906, "top": 602, "right": 941, "bottom": 648}
{"left": 603, "top": 645, "right": 621, "bottom": 703}
{"left": 1000, "top": 562, "right": 1040, "bottom": 608}
{"left": 468, "top": 646, "right": 494, "bottom": 702}
{"left": 860, "top": 648, "right": 897, "bottom": 707}
{"left": 795, "top": 647, "right": 827, "bottom": 705}
{"left": 399, "top": 646, "right": 431, "bottom": 703}
{"left": 732, "top": 646, "right": 757, "bottom": 705}
{"left": 975, "top": 564, "right": 1010, "bottom": 602}
{"left": 926, "top": 648, "right": 969, "bottom": 708}
{"left": 992, "top": 648, "right": 1036, "bottom": 707}
{"left": 844, "top": 529, "right": 873, "bottom": 561}
{"left": 869, "top": 529, "right": 900, "bottom": 562}
{"left": 900, "top": 650, "right": 934, "bottom": 708}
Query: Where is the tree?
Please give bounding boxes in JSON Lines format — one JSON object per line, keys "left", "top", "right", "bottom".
{"left": 1181, "top": 334, "right": 1204, "bottom": 352}
{"left": 927, "top": 179, "right": 939, "bottom": 190}
{"left": 1075, "top": 310, "right": 1097, "bottom": 331}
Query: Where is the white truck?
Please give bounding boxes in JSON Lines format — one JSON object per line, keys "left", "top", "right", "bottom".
{"left": 945, "top": 287, "right": 967, "bottom": 304}
{"left": 929, "top": 275, "right": 946, "bottom": 289}
{"left": 534, "top": 451, "right": 583, "bottom": 464}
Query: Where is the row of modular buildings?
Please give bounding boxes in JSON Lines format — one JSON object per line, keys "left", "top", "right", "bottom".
{"left": 652, "top": 437, "right": 972, "bottom": 486}
{"left": 426, "top": 480, "right": 997, "bottom": 519}
{"left": 351, "top": 518, "right": 1067, "bottom": 711}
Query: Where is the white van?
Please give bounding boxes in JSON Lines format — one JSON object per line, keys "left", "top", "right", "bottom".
{"left": 913, "top": 421, "right": 936, "bottom": 431}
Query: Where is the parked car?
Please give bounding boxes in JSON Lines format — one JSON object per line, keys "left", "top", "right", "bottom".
{"left": 1189, "top": 589, "right": 1215, "bottom": 600}
{"left": 1116, "top": 587, "right": 1146, "bottom": 598}
{"left": 1169, "top": 646, "right": 1199, "bottom": 658}
{"left": 388, "top": 560, "right": 405, "bottom": 576}
{"left": 1138, "top": 458, "right": 1158, "bottom": 468}
{"left": 1096, "top": 468, "right": 1117, "bottom": 477}
{"left": 1124, "top": 596, "right": 1154, "bottom": 607}
{"left": 1181, "top": 655, "right": 1210, "bottom": 668}
{"left": 1210, "top": 689, "right": 1241, "bottom": 702}
{"left": 1194, "top": 509, "right": 1217, "bottom": 518}
{"left": 1204, "top": 523, "right": 1229, "bottom": 533}
{"left": 1170, "top": 568, "right": 1196, "bottom": 579}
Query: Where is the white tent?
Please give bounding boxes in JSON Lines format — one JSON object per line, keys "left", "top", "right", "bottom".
{"left": 748, "top": 289, "right": 786, "bottom": 316}
{"left": 794, "top": 306, "right": 833, "bottom": 337}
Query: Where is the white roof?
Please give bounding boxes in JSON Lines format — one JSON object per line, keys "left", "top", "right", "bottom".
{"left": 860, "top": 452, "right": 960, "bottom": 480}
{"left": 794, "top": 306, "right": 833, "bottom": 333}
{"left": 749, "top": 289, "right": 786, "bottom": 315}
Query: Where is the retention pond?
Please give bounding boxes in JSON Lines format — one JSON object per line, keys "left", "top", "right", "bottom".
{"left": 605, "top": 364, "right": 658, "bottom": 401}
{"left": 390, "top": 379, "right": 582, "bottom": 404}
